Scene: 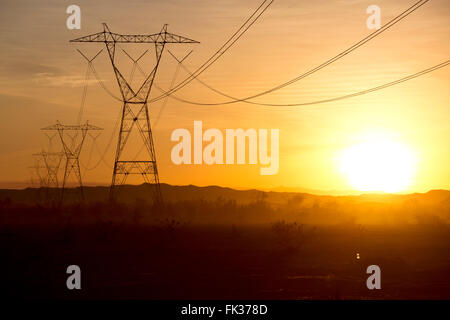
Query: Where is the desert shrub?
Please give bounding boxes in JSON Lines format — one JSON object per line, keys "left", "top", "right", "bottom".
{"left": 271, "top": 220, "right": 313, "bottom": 254}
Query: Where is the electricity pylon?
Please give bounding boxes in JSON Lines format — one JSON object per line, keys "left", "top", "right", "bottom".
{"left": 70, "top": 24, "right": 199, "bottom": 203}
{"left": 29, "top": 157, "right": 48, "bottom": 189}
{"left": 42, "top": 121, "right": 103, "bottom": 202}
{"left": 32, "top": 151, "right": 64, "bottom": 188}
{"left": 29, "top": 157, "right": 48, "bottom": 203}
{"left": 32, "top": 151, "right": 64, "bottom": 204}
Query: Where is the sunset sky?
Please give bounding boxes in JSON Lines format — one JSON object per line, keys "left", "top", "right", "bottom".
{"left": 0, "top": 0, "right": 448, "bottom": 194}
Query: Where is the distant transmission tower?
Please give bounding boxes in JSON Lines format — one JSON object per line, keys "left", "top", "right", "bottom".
{"left": 42, "top": 121, "right": 103, "bottom": 202}
{"left": 29, "top": 156, "right": 48, "bottom": 203}
{"left": 32, "top": 151, "right": 64, "bottom": 203}
{"left": 29, "top": 157, "right": 48, "bottom": 189}
{"left": 70, "top": 24, "right": 199, "bottom": 203}
{"left": 32, "top": 151, "right": 64, "bottom": 188}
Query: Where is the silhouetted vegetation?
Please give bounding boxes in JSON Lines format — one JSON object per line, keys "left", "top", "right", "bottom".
{"left": 0, "top": 186, "right": 449, "bottom": 299}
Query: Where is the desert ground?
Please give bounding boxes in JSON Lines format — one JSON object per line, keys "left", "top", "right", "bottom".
{"left": 1, "top": 185, "right": 449, "bottom": 299}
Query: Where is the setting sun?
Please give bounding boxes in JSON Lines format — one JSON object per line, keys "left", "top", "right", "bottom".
{"left": 339, "top": 134, "right": 416, "bottom": 193}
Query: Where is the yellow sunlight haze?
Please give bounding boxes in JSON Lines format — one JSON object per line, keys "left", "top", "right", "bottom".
{"left": 338, "top": 132, "right": 416, "bottom": 193}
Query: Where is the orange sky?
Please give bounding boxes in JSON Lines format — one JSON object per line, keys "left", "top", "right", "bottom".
{"left": 0, "top": 0, "right": 448, "bottom": 194}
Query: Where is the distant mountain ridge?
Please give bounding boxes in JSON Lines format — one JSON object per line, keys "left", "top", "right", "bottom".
{"left": 0, "top": 183, "right": 449, "bottom": 207}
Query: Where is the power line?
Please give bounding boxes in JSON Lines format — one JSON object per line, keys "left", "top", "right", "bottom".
{"left": 132, "top": 50, "right": 193, "bottom": 129}
{"left": 152, "top": 63, "right": 181, "bottom": 128}
{"left": 75, "top": 0, "right": 439, "bottom": 111}
{"left": 139, "top": 58, "right": 450, "bottom": 107}
{"left": 89, "top": 63, "right": 123, "bottom": 101}
{"left": 81, "top": 105, "right": 122, "bottom": 171}
{"left": 84, "top": 0, "right": 272, "bottom": 105}
{"left": 248, "top": 60, "right": 450, "bottom": 107}
{"left": 152, "top": 50, "right": 193, "bottom": 129}
{"left": 77, "top": 0, "right": 431, "bottom": 109}
{"left": 149, "top": 0, "right": 274, "bottom": 103}
{"left": 76, "top": 49, "right": 103, "bottom": 122}
{"left": 129, "top": 51, "right": 193, "bottom": 162}
{"left": 151, "top": 0, "right": 430, "bottom": 106}
{"left": 71, "top": 59, "right": 127, "bottom": 171}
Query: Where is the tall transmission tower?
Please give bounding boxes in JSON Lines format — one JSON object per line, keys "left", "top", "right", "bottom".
{"left": 42, "top": 121, "right": 103, "bottom": 202}
{"left": 70, "top": 24, "right": 199, "bottom": 203}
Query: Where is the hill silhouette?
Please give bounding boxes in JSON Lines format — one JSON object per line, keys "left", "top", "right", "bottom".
{"left": 1, "top": 183, "right": 449, "bottom": 205}
{"left": 0, "top": 184, "right": 448, "bottom": 225}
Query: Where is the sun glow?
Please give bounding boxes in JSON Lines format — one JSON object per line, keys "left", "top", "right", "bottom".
{"left": 339, "top": 134, "right": 416, "bottom": 193}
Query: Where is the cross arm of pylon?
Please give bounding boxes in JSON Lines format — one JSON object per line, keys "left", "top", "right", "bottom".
{"left": 41, "top": 123, "right": 61, "bottom": 131}
{"left": 113, "top": 32, "right": 198, "bottom": 44}
{"left": 70, "top": 32, "right": 107, "bottom": 43}
{"left": 80, "top": 123, "right": 103, "bottom": 131}
{"left": 32, "top": 151, "right": 65, "bottom": 157}
{"left": 41, "top": 123, "right": 103, "bottom": 131}
{"left": 28, "top": 165, "right": 47, "bottom": 169}
{"left": 70, "top": 26, "right": 199, "bottom": 44}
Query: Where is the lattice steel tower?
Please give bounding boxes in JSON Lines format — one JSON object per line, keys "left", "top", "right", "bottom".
{"left": 42, "top": 121, "right": 103, "bottom": 202}
{"left": 32, "top": 151, "right": 64, "bottom": 189}
{"left": 70, "top": 24, "right": 199, "bottom": 203}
